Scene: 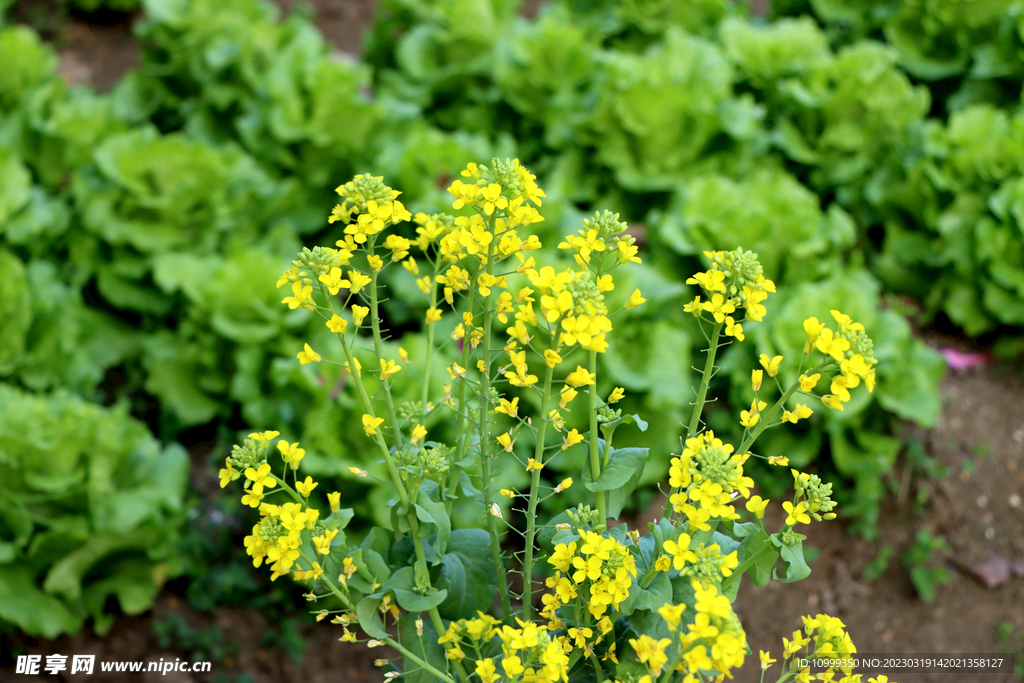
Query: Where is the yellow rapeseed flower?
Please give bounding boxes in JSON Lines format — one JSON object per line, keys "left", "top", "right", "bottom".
{"left": 362, "top": 414, "right": 384, "bottom": 436}
{"left": 565, "top": 366, "right": 595, "bottom": 387}
{"left": 352, "top": 305, "right": 369, "bottom": 326}
{"left": 297, "top": 343, "right": 321, "bottom": 365}
{"left": 759, "top": 353, "right": 783, "bottom": 377}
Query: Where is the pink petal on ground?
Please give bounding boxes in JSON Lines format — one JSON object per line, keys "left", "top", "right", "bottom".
{"left": 966, "top": 554, "right": 1013, "bottom": 588}
{"left": 939, "top": 348, "right": 990, "bottom": 371}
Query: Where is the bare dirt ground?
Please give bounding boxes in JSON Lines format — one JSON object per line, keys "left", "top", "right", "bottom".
{"left": 6, "top": 1, "right": 1024, "bottom": 681}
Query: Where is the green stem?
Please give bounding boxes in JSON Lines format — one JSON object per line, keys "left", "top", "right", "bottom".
{"left": 663, "top": 320, "right": 722, "bottom": 519}
{"left": 737, "top": 359, "right": 833, "bottom": 456}
{"left": 720, "top": 543, "right": 774, "bottom": 595}
{"left": 520, "top": 361, "right": 555, "bottom": 621}
{"left": 421, "top": 261, "right": 440, "bottom": 410}
{"left": 589, "top": 654, "right": 606, "bottom": 682}
{"left": 688, "top": 321, "right": 722, "bottom": 438}
{"left": 451, "top": 296, "right": 475, "bottom": 485}
{"left": 370, "top": 266, "right": 405, "bottom": 451}
{"left": 477, "top": 226, "right": 513, "bottom": 623}
{"left": 588, "top": 349, "right": 607, "bottom": 527}
{"left": 320, "top": 284, "right": 410, "bottom": 509}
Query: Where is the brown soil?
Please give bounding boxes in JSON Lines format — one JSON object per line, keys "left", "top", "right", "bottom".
{"left": 7, "top": 1, "right": 1024, "bottom": 681}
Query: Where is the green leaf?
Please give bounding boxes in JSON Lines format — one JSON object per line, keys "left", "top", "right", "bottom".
{"left": 355, "top": 596, "right": 388, "bottom": 639}
{"left": 386, "top": 567, "right": 448, "bottom": 612}
{"left": 581, "top": 444, "right": 651, "bottom": 519}
{"left": 0, "top": 147, "right": 31, "bottom": 224}
{"left": 0, "top": 565, "right": 82, "bottom": 638}
{"left": 619, "top": 572, "right": 672, "bottom": 616}
{"left": 0, "top": 249, "right": 30, "bottom": 375}
{"left": 582, "top": 445, "right": 649, "bottom": 493}
{"left": 415, "top": 482, "right": 451, "bottom": 558}
{"left": 400, "top": 613, "right": 449, "bottom": 683}
{"left": 627, "top": 607, "right": 673, "bottom": 642}
{"left": 43, "top": 529, "right": 151, "bottom": 601}
{"left": 773, "top": 535, "right": 812, "bottom": 583}
{"left": 435, "top": 529, "right": 499, "bottom": 621}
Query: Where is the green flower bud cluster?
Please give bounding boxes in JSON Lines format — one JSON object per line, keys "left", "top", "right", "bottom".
{"left": 257, "top": 516, "right": 286, "bottom": 546}
{"left": 682, "top": 543, "right": 734, "bottom": 588}
{"left": 566, "top": 504, "right": 598, "bottom": 528}
{"left": 227, "top": 439, "right": 264, "bottom": 471}
{"left": 581, "top": 210, "right": 629, "bottom": 241}
{"left": 394, "top": 445, "right": 450, "bottom": 484}
{"left": 596, "top": 406, "right": 622, "bottom": 423}
{"left": 335, "top": 173, "right": 398, "bottom": 215}
{"left": 794, "top": 471, "right": 837, "bottom": 520}
{"left": 709, "top": 248, "right": 764, "bottom": 296}
{"left": 691, "top": 442, "right": 747, "bottom": 494}
{"left": 566, "top": 270, "right": 607, "bottom": 317}
{"left": 465, "top": 158, "right": 523, "bottom": 196}
{"left": 397, "top": 400, "right": 432, "bottom": 422}
{"left": 779, "top": 529, "right": 806, "bottom": 547}
{"left": 292, "top": 246, "right": 346, "bottom": 285}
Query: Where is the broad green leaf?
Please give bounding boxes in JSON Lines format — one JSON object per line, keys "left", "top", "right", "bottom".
{"left": 0, "top": 565, "right": 82, "bottom": 638}
{"left": 435, "top": 529, "right": 498, "bottom": 621}
{"left": 619, "top": 572, "right": 672, "bottom": 616}
{"left": 582, "top": 446, "right": 650, "bottom": 492}
{"left": 415, "top": 482, "right": 451, "bottom": 558}
{"left": 773, "top": 535, "right": 812, "bottom": 583}
{"left": 386, "top": 567, "right": 448, "bottom": 612}
{"left": 355, "top": 596, "right": 388, "bottom": 639}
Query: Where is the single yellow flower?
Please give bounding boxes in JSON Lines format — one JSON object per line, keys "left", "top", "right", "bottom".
{"left": 746, "top": 495, "right": 769, "bottom": 519}
{"left": 495, "top": 397, "right": 519, "bottom": 417}
{"left": 783, "top": 500, "right": 811, "bottom": 525}
{"left": 544, "top": 349, "right": 562, "bottom": 367}
{"left": 798, "top": 373, "right": 820, "bottom": 391}
{"left": 410, "top": 424, "right": 427, "bottom": 443}
{"left": 297, "top": 343, "right": 321, "bottom": 365}
{"left": 759, "top": 353, "right": 783, "bottom": 377}
{"left": 624, "top": 289, "right": 645, "bottom": 310}
{"left": 608, "top": 387, "right": 625, "bottom": 403}
{"left": 702, "top": 293, "right": 736, "bottom": 322}
{"left": 497, "top": 432, "right": 515, "bottom": 452}
{"left": 296, "top": 476, "right": 318, "bottom": 497}
{"left": 561, "top": 429, "right": 584, "bottom": 450}
{"left": 782, "top": 403, "right": 813, "bottom": 423}
{"left": 352, "top": 305, "right": 369, "bottom": 326}
{"left": 751, "top": 369, "right": 763, "bottom": 391}
{"left": 555, "top": 477, "right": 573, "bottom": 492}
{"left": 326, "top": 315, "right": 348, "bottom": 334}
{"left": 362, "top": 414, "right": 384, "bottom": 436}
{"left": 565, "top": 366, "right": 595, "bottom": 387}
{"left": 379, "top": 358, "right": 401, "bottom": 381}
{"left": 740, "top": 399, "right": 767, "bottom": 429}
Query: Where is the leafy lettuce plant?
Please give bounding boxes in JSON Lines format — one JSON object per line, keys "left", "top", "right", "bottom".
{"left": 0, "top": 384, "right": 188, "bottom": 637}
{"left": 221, "top": 160, "right": 893, "bottom": 683}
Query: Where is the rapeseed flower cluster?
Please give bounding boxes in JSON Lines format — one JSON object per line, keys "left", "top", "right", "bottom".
{"left": 803, "top": 311, "right": 877, "bottom": 412}
{"left": 652, "top": 582, "right": 746, "bottom": 681}
{"left": 668, "top": 431, "right": 754, "bottom": 525}
{"left": 454, "top": 618, "right": 569, "bottom": 682}
{"left": 547, "top": 531, "right": 637, "bottom": 619}
{"left": 684, "top": 248, "right": 776, "bottom": 340}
